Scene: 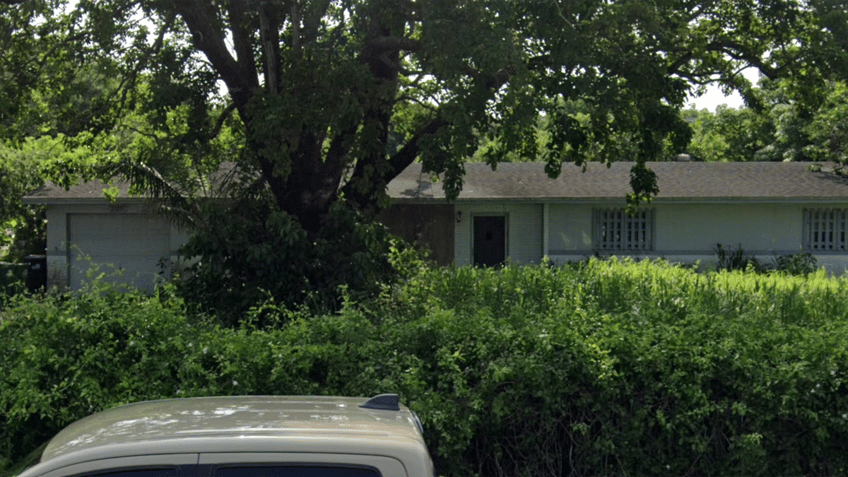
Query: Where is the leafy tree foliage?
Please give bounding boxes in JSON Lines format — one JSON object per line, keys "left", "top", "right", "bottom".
{"left": 2, "top": 0, "right": 846, "bottom": 308}
{"left": 685, "top": 105, "right": 777, "bottom": 162}
{"left": 685, "top": 79, "right": 848, "bottom": 163}
{"left": 4, "top": 0, "right": 843, "bottom": 211}
{"left": 0, "top": 139, "right": 46, "bottom": 262}
{"left": 0, "top": 136, "right": 100, "bottom": 262}
{"left": 804, "top": 81, "right": 848, "bottom": 164}
{"left": 175, "top": 198, "right": 414, "bottom": 322}
{"left": 0, "top": 11, "right": 138, "bottom": 262}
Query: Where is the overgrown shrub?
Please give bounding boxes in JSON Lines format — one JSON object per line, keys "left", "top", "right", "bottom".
{"left": 772, "top": 252, "right": 819, "bottom": 275}
{"left": 0, "top": 263, "right": 26, "bottom": 299}
{"left": 0, "top": 284, "right": 204, "bottom": 471}
{"left": 715, "top": 245, "right": 820, "bottom": 277}
{"left": 373, "top": 260, "right": 848, "bottom": 476}
{"left": 714, "top": 243, "right": 764, "bottom": 272}
{"left": 4, "top": 259, "right": 848, "bottom": 476}
{"left": 175, "top": 199, "right": 420, "bottom": 324}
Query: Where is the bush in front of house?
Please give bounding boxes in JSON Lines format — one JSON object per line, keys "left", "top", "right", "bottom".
{"left": 0, "top": 263, "right": 26, "bottom": 300}
{"left": 173, "top": 200, "right": 420, "bottom": 324}
{"left": 0, "top": 284, "right": 204, "bottom": 472}
{"left": 714, "top": 243, "right": 821, "bottom": 276}
{"left": 4, "top": 259, "right": 848, "bottom": 476}
{"left": 772, "top": 251, "right": 819, "bottom": 275}
{"left": 377, "top": 260, "right": 848, "bottom": 476}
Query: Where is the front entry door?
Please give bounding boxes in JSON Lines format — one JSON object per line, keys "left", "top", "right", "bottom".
{"left": 473, "top": 216, "right": 506, "bottom": 267}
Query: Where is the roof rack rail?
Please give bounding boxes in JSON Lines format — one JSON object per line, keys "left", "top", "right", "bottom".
{"left": 360, "top": 394, "right": 400, "bottom": 411}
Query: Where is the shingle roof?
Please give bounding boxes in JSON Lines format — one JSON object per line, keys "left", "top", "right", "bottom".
{"left": 25, "top": 161, "right": 848, "bottom": 204}
{"left": 24, "top": 179, "right": 133, "bottom": 203}
{"left": 388, "top": 161, "right": 848, "bottom": 202}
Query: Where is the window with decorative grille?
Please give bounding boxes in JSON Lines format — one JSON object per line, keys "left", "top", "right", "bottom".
{"left": 803, "top": 208, "right": 848, "bottom": 251}
{"left": 593, "top": 208, "right": 655, "bottom": 251}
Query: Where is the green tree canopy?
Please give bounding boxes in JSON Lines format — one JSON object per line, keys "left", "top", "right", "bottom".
{"left": 684, "top": 78, "right": 848, "bottom": 163}
{"left": 3, "top": 0, "right": 847, "bottom": 311}
{"left": 4, "top": 0, "right": 846, "bottom": 219}
{"left": 685, "top": 105, "right": 777, "bottom": 162}
{"left": 0, "top": 135, "right": 98, "bottom": 261}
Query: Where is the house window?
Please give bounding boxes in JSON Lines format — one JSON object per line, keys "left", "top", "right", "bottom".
{"left": 593, "top": 208, "right": 654, "bottom": 251}
{"left": 803, "top": 208, "right": 848, "bottom": 251}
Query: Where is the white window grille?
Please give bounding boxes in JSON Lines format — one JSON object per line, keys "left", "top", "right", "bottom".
{"left": 593, "top": 208, "right": 655, "bottom": 251}
{"left": 803, "top": 208, "right": 848, "bottom": 251}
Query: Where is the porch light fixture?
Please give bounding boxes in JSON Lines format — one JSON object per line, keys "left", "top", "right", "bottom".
{"left": 456, "top": 211, "right": 463, "bottom": 223}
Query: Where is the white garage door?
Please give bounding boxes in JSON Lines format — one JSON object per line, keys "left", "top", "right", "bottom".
{"left": 68, "top": 214, "right": 171, "bottom": 292}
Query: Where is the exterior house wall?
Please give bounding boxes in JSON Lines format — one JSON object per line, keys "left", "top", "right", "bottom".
{"left": 546, "top": 203, "right": 594, "bottom": 253}
{"left": 44, "top": 207, "right": 68, "bottom": 289}
{"left": 542, "top": 202, "right": 848, "bottom": 274}
{"left": 656, "top": 203, "right": 802, "bottom": 252}
{"left": 655, "top": 203, "right": 806, "bottom": 270}
{"left": 380, "top": 204, "right": 455, "bottom": 266}
{"left": 31, "top": 162, "right": 848, "bottom": 283}
{"left": 454, "top": 203, "right": 543, "bottom": 266}
{"left": 545, "top": 203, "right": 807, "bottom": 255}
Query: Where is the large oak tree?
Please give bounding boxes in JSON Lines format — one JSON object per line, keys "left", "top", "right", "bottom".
{"left": 2, "top": 0, "right": 846, "bottom": 312}
{"left": 3, "top": 0, "right": 845, "bottom": 222}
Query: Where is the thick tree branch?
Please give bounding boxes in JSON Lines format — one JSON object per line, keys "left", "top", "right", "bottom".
{"left": 226, "top": 0, "right": 254, "bottom": 67}
{"left": 386, "top": 117, "right": 447, "bottom": 180}
{"left": 705, "top": 40, "right": 780, "bottom": 79}
{"left": 290, "top": 0, "right": 301, "bottom": 57}
{"left": 364, "top": 36, "right": 422, "bottom": 55}
{"left": 259, "top": 5, "right": 282, "bottom": 94}
{"left": 470, "top": 54, "right": 549, "bottom": 89}
{"left": 302, "top": 0, "right": 331, "bottom": 44}
{"left": 667, "top": 38, "right": 783, "bottom": 87}
{"left": 316, "top": 124, "right": 359, "bottom": 206}
{"left": 206, "top": 102, "right": 237, "bottom": 142}
{"left": 667, "top": 51, "right": 694, "bottom": 76}
{"left": 346, "top": 51, "right": 545, "bottom": 204}
{"left": 171, "top": 0, "right": 258, "bottom": 107}
{"left": 324, "top": 124, "right": 358, "bottom": 178}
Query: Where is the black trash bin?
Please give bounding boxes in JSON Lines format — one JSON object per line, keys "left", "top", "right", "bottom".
{"left": 24, "top": 255, "right": 47, "bottom": 291}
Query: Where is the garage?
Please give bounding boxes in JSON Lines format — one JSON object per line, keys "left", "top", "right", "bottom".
{"left": 68, "top": 213, "right": 172, "bottom": 292}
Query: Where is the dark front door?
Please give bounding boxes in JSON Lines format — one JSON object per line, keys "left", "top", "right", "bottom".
{"left": 474, "top": 216, "right": 506, "bottom": 266}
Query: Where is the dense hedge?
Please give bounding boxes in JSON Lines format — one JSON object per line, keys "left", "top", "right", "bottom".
{"left": 3, "top": 259, "right": 848, "bottom": 476}
{"left": 0, "top": 263, "right": 25, "bottom": 298}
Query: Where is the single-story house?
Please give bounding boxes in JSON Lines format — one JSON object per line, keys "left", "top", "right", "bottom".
{"left": 25, "top": 161, "right": 848, "bottom": 291}
{"left": 384, "top": 161, "right": 848, "bottom": 271}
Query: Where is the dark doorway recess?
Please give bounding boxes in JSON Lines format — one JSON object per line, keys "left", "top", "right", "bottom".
{"left": 473, "top": 216, "right": 506, "bottom": 267}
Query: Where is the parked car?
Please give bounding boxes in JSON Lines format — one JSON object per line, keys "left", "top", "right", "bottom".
{"left": 18, "top": 394, "right": 434, "bottom": 477}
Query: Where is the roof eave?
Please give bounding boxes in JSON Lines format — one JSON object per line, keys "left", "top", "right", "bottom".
{"left": 23, "top": 197, "right": 145, "bottom": 205}
{"left": 390, "top": 196, "right": 848, "bottom": 204}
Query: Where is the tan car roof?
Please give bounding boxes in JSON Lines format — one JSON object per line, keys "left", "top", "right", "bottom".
{"left": 39, "top": 396, "right": 427, "bottom": 463}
